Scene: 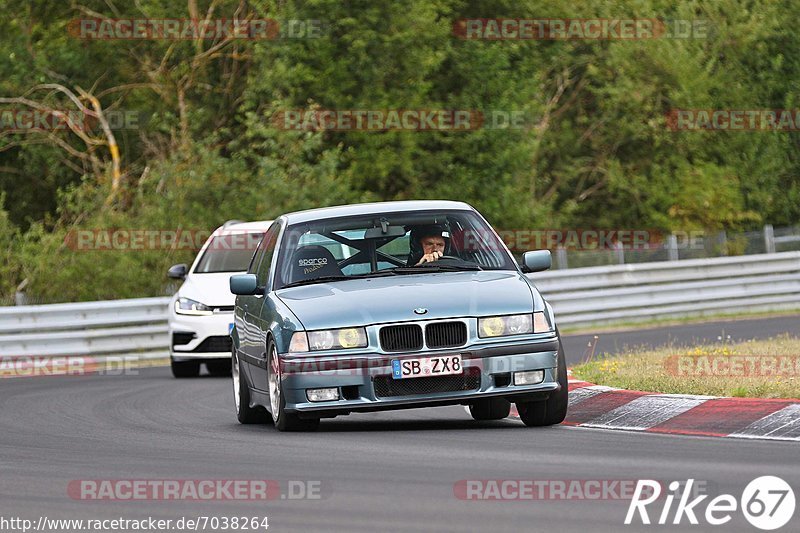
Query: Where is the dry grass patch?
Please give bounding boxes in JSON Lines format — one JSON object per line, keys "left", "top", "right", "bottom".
{"left": 571, "top": 335, "right": 800, "bottom": 399}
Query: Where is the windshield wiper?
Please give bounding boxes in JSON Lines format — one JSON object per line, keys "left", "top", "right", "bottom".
{"left": 392, "top": 263, "right": 482, "bottom": 274}
{"left": 282, "top": 275, "right": 352, "bottom": 288}
{"left": 281, "top": 270, "right": 399, "bottom": 289}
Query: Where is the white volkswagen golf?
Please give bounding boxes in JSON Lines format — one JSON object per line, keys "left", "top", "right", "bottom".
{"left": 167, "top": 220, "right": 272, "bottom": 378}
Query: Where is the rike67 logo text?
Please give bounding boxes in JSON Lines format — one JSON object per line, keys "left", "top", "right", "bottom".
{"left": 626, "top": 477, "right": 795, "bottom": 530}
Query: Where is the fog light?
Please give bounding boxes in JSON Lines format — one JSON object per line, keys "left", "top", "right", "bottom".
{"left": 514, "top": 370, "right": 544, "bottom": 386}
{"left": 306, "top": 388, "right": 339, "bottom": 402}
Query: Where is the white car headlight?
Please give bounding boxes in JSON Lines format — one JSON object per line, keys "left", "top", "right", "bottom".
{"left": 478, "top": 312, "right": 551, "bottom": 338}
{"left": 174, "top": 297, "right": 213, "bottom": 316}
{"left": 292, "top": 328, "right": 368, "bottom": 352}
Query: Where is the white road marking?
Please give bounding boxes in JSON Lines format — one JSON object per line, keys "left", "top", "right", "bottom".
{"left": 581, "top": 394, "right": 708, "bottom": 431}
{"left": 567, "top": 385, "right": 617, "bottom": 407}
{"left": 729, "top": 404, "right": 800, "bottom": 441}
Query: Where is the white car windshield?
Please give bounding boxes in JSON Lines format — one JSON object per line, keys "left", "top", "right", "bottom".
{"left": 194, "top": 232, "right": 265, "bottom": 273}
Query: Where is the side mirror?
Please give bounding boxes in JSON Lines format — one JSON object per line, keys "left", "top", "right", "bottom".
{"left": 230, "top": 274, "right": 259, "bottom": 295}
{"left": 167, "top": 263, "right": 188, "bottom": 280}
{"left": 522, "top": 250, "right": 551, "bottom": 273}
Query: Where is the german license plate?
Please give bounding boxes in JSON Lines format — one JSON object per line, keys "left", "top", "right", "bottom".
{"left": 391, "top": 355, "right": 463, "bottom": 379}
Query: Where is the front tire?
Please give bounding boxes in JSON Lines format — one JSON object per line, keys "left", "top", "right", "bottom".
{"left": 516, "top": 337, "right": 568, "bottom": 427}
{"left": 233, "top": 348, "right": 268, "bottom": 424}
{"left": 171, "top": 357, "right": 199, "bottom": 378}
{"left": 267, "top": 341, "right": 319, "bottom": 432}
{"left": 469, "top": 398, "right": 511, "bottom": 420}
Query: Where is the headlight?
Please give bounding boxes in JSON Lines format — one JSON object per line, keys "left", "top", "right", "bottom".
{"left": 478, "top": 312, "right": 551, "bottom": 338}
{"left": 174, "top": 297, "right": 213, "bottom": 316}
{"left": 296, "top": 327, "right": 368, "bottom": 351}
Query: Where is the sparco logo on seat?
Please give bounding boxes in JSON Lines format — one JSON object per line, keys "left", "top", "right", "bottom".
{"left": 298, "top": 258, "right": 327, "bottom": 266}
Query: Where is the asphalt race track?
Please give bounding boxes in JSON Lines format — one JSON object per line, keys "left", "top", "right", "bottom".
{"left": 1, "top": 315, "right": 798, "bottom": 532}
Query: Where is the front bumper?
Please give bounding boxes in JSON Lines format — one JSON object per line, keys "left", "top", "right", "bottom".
{"left": 169, "top": 312, "right": 234, "bottom": 360}
{"left": 278, "top": 338, "right": 560, "bottom": 417}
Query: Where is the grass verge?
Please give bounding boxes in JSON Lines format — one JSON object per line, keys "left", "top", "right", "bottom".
{"left": 571, "top": 335, "right": 800, "bottom": 399}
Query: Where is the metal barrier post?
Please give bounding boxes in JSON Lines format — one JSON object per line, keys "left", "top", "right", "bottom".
{"left": 716, "top": 231, "right": 728, "bottom": 256}
{"left": 615, "top": 242, "right": 625, "bottom": 265}
{"left": 555, "top": 246, "right": 568, "bottom": 269}
{"left": 764, "top": 224, "right": 776, "bottom": 254}
{"left": 667, "top": 234, "right": 679, "bottom": 261}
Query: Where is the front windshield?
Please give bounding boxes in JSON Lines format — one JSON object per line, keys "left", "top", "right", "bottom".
{"left": 193, "top": 231, "right": 265, "bottom": 273}
{"left": 274, "top": 209, "right": 517, "bottom": 289}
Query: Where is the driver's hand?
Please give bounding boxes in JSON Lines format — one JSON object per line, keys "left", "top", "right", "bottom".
{"left": 416, "top": 251, "right": 443, "bottom": 265}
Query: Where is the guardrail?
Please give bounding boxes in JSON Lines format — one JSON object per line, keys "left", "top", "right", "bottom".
{"left": 0, "top": 252, "right": 798, "bottom": 359}
{"left": 529, "top": 251, "right": 800, "bottom": 326}
{"left": 550, "top": 223, "right": 800, "bottom": 269}
{"left": 0, "top": 297, "right": 170, "bottom": 358}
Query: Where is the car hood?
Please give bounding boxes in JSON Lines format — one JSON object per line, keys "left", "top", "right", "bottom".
{"left": 275, "top": 271, "right": 536, "bottom": 330}
{"left": 177, "top": 272, "right": 242, "bottom": 307}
